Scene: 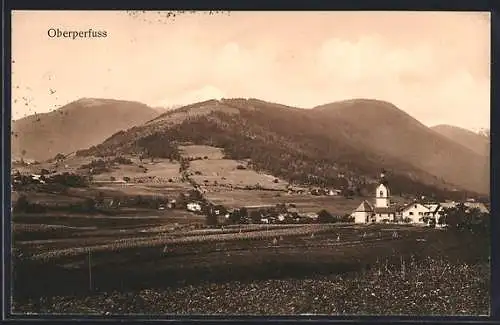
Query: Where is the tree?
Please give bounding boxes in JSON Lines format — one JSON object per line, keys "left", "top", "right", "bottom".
{"left": 96, "top": 191, "right": 105, "bottom": 206}
{"left": 250, "top": 210, "right": 261, "bottom": 223}
{"left": 54, "top": 153, "right": 65, "bottom": 161}
{"left": 275, "top": 203, "right": 287, "bottom": 214}
{"left": 13, "top": 195, "right": 30, "bottom": 213}
{"left": 176, "top": 193, "right": 187, "bottom": 209}
{"left": 206, "top": 212, "right": 218, "bottom": 227}
{"left": 443, "top": 204, "right": 467, "bottom": 229}
{"left": 84, "top": 198, "right": 96, "bottom": 211}
{"left": 318, "top": 209, "right": 334, "bottom": 223}
{"left": 443, "top": 205, "right": 489, "bottom": 232}
{"left": 188, "top": 189, "right": 203, "bottom": 201}
{"left": 229, "top": 210, "right": 242, "bottom": 224}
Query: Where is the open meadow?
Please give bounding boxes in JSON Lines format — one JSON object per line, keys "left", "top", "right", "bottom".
{"left": 179, "top": 145, "right": 288, "bottom": 190}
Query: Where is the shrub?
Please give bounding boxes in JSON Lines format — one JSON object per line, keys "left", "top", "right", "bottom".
{"left": 47, "top": 173, "right": 88, "bottom": 187}
{"left": 112, "top": 156, "right": 133, "bottom": 165}
{"left": 13, "top": 195, "right": 30, "bottom": 213}
{"left": 123, "top": 176, "right": 131, "bottom": 182}
{"left": 318, "top": 209, "right": 334, "bottom": 223}
{"left": 205, "top": 213, "right": 218, "bottom": 227}
{"left": 54, "top": 153, "right": 66, "bottom": 161}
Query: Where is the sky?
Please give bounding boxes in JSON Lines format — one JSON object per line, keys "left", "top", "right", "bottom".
{"left": 11, "top": 11, "right": 490, "bottom": 131}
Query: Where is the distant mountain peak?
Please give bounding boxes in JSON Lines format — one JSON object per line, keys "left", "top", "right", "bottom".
{"left": 431, "top": 124, "right": 489, "bottom": 157}
{"left": 11, "top": 99, "right": 160, "bottom": 161}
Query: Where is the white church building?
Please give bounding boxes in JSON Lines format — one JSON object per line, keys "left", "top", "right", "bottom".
{"left": 351, "top": 172, "right": 397, "bottom": 223}
{"left": 350, "top": 171, "right": 488, "bottom": 225}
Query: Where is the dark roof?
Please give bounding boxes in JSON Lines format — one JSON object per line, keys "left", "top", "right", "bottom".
{"left": 374, "top": 206, "right": 397, "bottom": 214}
{"left": 355, "top": 200, "right": 374, "bottom": 212}
{"left": 400, "top": 202, "right": 430, "bottom": 212}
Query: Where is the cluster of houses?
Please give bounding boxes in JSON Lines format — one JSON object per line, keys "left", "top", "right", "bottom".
{"left": 350, "top": 173, "right": 489, "bottom": 225}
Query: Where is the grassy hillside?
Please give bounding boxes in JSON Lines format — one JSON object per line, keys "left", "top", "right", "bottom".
{"left": 75, "top": 98, "right": 489, "bottom": 198}
{"left": 11, "top": 98, "right": 159, "bottom": 161}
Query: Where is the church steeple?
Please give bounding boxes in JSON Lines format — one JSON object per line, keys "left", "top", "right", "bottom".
{"left": 379, "top": 169, "right": 388, "bottom": 186}
{"left": 375, "top": 169, "right": 390, "bottom": 208}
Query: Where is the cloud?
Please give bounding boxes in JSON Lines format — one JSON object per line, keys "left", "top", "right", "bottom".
{"left": 316, "top": 35, "right": 435, "bottom": 84}
{"left": 11, "top": 11, "right": 489, "bottom": 130}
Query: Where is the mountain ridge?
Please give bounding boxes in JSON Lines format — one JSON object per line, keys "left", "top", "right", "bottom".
{"left": 431, "top": 124, "right": 490, "bottom": 157}
{"left": 11, "top": 98, "right": 160, "bottom": 161}
{"left": 76, "top": 97, "right": 489, "bottom": 196}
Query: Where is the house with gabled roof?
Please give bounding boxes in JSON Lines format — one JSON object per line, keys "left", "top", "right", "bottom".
{"left": 351, "top": 200, "right": 374, "bottom": 223}
{"left": 401, "top": 202, "right": 432, "bottom": 223}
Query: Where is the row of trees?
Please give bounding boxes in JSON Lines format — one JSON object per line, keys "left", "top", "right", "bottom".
{"left": 438, "top": 204, "right": 490, "bottom": 233}
{"left": 204, "top": 204, "right": 355, "bottom": 227}
{"left": 13, "top": 194, "right": 96, "bottom": 214}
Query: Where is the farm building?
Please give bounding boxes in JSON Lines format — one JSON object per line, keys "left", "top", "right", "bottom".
{"left": 187, "top": 202, "right": 202, "bottom": 212}
{"left": 463, "top": 202, "right": 489, "bottom": 214}
{"left": 400, "top": 202, "right": 433, "bottom": 223}
{"left": 439, "top": 201, "right": 489, "bottom": 214}
{"left": 352, "top": 200, "right": 374, "bottom": 223}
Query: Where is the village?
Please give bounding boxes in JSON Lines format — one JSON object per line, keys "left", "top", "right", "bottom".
{"left": 11, "top": 164, "right": 490, "bottom": 229}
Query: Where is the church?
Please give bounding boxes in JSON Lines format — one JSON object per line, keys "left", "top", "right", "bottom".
{"left": 351, "top": 171, "right": 398, "bottom": 223}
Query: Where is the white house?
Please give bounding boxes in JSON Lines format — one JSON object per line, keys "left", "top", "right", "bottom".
{"left": 464, "top": 202, "right": 489, "bottom": 214}
{"left": 30, "top": 174, "right": 46, "bottom": 184}
{"left": 328, "top": 189, "right": 342, "bottom": 196}
{"left": 401, "top": 202, "right": 432, "bottom": 224}
{"left": 438, "top": 201, "right": 489, "bottom": 214}
{"left": 425, "top": 204, "right": 445, "bottom": 220}
{"left": 304, "top": 212, "right": 319, "bottom": 220}
{"left": 351, "top": 200, "right": 374, "bottom": 223}
{"left": 187, "top": 202, "right": 202, "bottom": 212}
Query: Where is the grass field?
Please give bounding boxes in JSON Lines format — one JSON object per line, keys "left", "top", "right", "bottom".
{"left": 179, "top": 145, "right": 287, "bottom": 190}
{"left": 178, "top": 145, "right": 225, "bottom": 160}
{"left": 11, "top": 222, "right": 490, "bottom": 316}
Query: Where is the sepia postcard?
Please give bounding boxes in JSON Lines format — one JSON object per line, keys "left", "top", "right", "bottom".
{"left": 8, "top": 10, "right": 491, "bottom": 317}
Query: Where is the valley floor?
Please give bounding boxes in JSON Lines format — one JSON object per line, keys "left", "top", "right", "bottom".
{"left": 11, "top": 224, "right": 490, "bottom": 316}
